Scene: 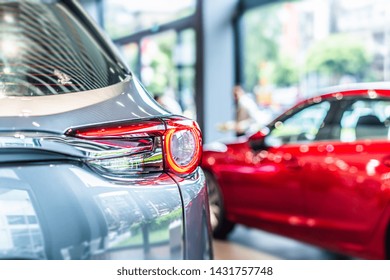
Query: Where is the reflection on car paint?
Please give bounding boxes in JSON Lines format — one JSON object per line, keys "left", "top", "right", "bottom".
{"left": 0, "top": 164, "right": 186, "bottom": 260}
{"left": 0, "top": 189, "right": 46, "bottom": 259}
{"left": 95, "top": 189, "right": 183, "bottom": 259}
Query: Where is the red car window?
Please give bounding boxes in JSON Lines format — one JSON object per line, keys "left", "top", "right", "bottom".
{"left": 340, "top": 99, "right": 390, "bottom": 141}
{"left": 265, "top": 101, "right": 331, "bottom": 147}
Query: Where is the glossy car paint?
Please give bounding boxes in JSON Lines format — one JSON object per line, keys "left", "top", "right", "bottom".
{"left": 0, "top": 76, "right": 168, "bottom": 130}
{"left": 202, "top": 88, "right": 390, "bottom": 259}
{"left": 0, "top": 1, "right": 211, "bottom": 260}
{"left": 0, "top": 164, "right": 210, "bottom": 260}
{"left": 170, "top": 171, "right": 212, "bottom": 259}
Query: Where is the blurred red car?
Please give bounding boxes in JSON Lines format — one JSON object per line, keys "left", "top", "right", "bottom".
{"left": 202, "top": 86, "right": 390, "bottom": 259}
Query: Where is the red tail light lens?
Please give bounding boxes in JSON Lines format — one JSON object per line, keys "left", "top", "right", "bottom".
{"left": 164, "top": 118, "right": 202, "bottom": 175}
{"left": 69, "top": 119, "right": 165, "bottom": 138}
{"left": 65, "top": 117, "right": 202, "bottom": 178}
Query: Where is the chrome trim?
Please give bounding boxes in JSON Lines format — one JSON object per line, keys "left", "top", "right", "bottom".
{"left": 0, "top": 132, "right": 164, "bottom": 178}
{"left": 0, "top": 132, "right": 149, "bottom": 159}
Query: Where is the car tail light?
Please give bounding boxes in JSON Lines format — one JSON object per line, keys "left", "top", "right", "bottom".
{"left": 65, "top": 117, "right": 202, "bottom": 178}
{"left": 164, "top": 118, "right": 202, "bottom": 174}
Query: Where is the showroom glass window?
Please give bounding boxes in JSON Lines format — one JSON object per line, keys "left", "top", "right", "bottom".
{"left": 139, "top": 29, "right": 197, "bottom": 119}
{"left": 81, "top": 0, "right": 198, "bottom": 120}
{"left": 121, "top": 42, "right": 140, "bottom": 75}
{"left": 103, "top": 0, "right": 196, "bottom": 39}
{"left": 242, "top": 0, "right": 390, "bottom": 115}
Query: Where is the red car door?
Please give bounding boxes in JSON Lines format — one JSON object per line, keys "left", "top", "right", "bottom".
{"left": 219, "top": 101, "right": 333, "bottom": 238}
{"left": 303, "top": 98, "right": 390, "bottom": 253}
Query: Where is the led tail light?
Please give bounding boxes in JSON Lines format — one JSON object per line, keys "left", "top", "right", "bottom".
{"left": 164, "top": 118, "right": 202, "bottom": 174}
{"left": 65, "top": 117, "right": 202, "bottom": 178}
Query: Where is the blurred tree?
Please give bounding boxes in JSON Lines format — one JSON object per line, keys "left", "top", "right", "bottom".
{"left": 243, "top": 5, "right": 280, "bottom": 91}
{"left": 143, "top": 32, "right": 177, "bottom": 94}
{"left": 272, "top": 56, "right": 299, "bottom": 87}
{"left": 305, "top": 34, "right": 372, "bottom": 83}
{"left": 243, "top": 1, "right": 305, "bottom": 91}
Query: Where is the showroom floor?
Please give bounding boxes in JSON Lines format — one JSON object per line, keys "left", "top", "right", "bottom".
{"left": 214, "top": 226, "right": 352, "bottom": 260}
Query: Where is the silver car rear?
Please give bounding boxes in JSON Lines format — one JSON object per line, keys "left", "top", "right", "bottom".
{"left": 0, "top": 0, "right": 212, "bottom": 260}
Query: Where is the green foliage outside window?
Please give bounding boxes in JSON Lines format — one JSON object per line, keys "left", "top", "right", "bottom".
{"left": 305, "top": 34, "right": 371, "bottom": 83}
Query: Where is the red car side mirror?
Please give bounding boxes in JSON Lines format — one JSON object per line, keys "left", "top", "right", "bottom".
{"left": 248, "top": 131, "right": 266, "bottom": 141}
{"left": 248, "top": 130, "right": 269, "bottom": 151}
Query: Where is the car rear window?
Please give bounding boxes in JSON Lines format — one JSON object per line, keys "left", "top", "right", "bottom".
{"left": 0, "top": 0, "right": 128, "bottom": 96}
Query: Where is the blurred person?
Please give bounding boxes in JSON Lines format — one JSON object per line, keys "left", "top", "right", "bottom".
{"left": 220, "top": 85, "right": 271, "bottom": 137}
{"left": 154, "top": 92, "right": 183, "bottom": 115}
{"left": 254, "top": 84, "right": 282, "bottom": 118}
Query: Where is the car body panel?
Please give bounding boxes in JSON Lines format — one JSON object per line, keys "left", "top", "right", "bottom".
{"left": 0, "top": 163, "right": 210, "bottom": 260}
{"left": 0, "top": 78, "right": 169, "bottom": 133}
{"left": 170, "top": 170, "right": 213, "bottom": 260}
{"left": 301, "top": 140, "right": 388, "bottom": 245}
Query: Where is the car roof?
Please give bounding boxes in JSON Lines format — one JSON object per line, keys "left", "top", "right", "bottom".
{"left": 287, "top": 83, "right": 390, "bottom": 113}
{"left": 317, "top": 82, "right": 390, "bottom": 96}
{"left": 300, "top": 82, "right": 390, "bottom": 104}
